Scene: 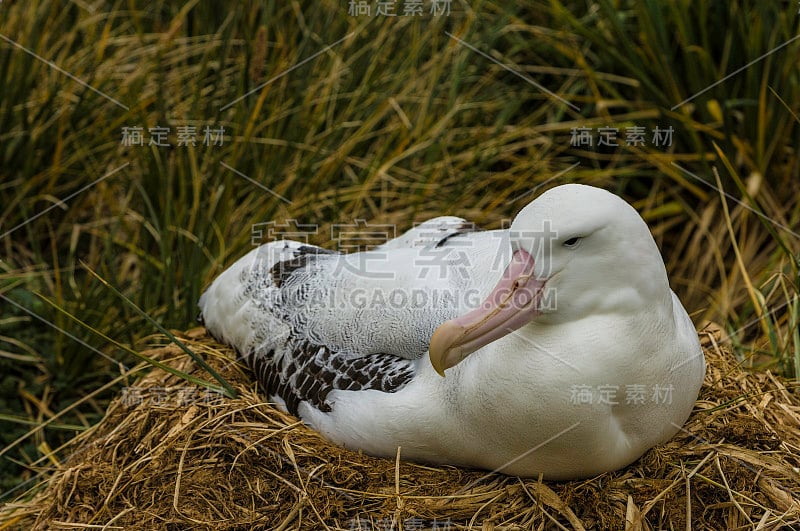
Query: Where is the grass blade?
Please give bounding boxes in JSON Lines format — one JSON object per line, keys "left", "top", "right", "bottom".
{"left": 35, "top": 291, "right": 234, "bottom": 398}
{"left": 78, "top": 261, "right": 237, "bottom": 397}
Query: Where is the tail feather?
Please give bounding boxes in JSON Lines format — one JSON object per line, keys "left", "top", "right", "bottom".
{"left": 198, "top": 241, "right": 306, "bottom": 353}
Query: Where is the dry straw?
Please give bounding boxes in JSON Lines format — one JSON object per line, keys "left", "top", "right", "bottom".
{"left": 2, "top": 325, "right": 799, "bottom": 530}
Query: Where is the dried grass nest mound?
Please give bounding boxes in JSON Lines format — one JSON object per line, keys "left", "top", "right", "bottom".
{"left": 2, "top": 327, "right": 800, "bottom": 530}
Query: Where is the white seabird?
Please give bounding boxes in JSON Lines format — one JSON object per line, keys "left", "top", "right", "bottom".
{"left": 198, "top": 184, "right": 705, "bottom": 479}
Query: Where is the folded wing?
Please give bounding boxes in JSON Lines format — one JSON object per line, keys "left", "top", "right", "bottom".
{"left": 198, "top": 217, "right": 484, "bottom": 414}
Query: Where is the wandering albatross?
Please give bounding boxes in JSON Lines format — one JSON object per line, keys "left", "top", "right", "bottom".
{"left": 198, "top": 184, "right": 705, "bottom": 480}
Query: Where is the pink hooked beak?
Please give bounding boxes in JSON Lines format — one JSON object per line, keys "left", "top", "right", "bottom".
{"left": 428, "top": 249, "right": 545, "bottom": 376}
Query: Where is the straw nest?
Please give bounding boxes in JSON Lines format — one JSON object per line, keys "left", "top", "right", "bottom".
{"left": 2, "top": 326, "right": 799, "bottom": 530}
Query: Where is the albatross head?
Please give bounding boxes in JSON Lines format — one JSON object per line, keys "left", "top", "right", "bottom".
{"left": 428, "top": 183, "right": 671, "bottom": 376}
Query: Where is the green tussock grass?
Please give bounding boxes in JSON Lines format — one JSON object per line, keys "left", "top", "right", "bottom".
{"left": 0, "top": 0, "right": 798, "bottom": 504}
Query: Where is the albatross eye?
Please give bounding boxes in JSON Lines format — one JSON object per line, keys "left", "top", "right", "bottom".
{"left": 563, "top": 236, "right": 582, "bottom": 248}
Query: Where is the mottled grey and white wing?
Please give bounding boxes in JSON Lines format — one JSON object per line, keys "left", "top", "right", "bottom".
{"left": 198, "top": 219, "right": 489, "bottom": 415}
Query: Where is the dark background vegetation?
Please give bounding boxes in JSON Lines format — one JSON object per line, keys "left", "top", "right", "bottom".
{"left": 1, "top": 0, "right": 798, "bottom": 499}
